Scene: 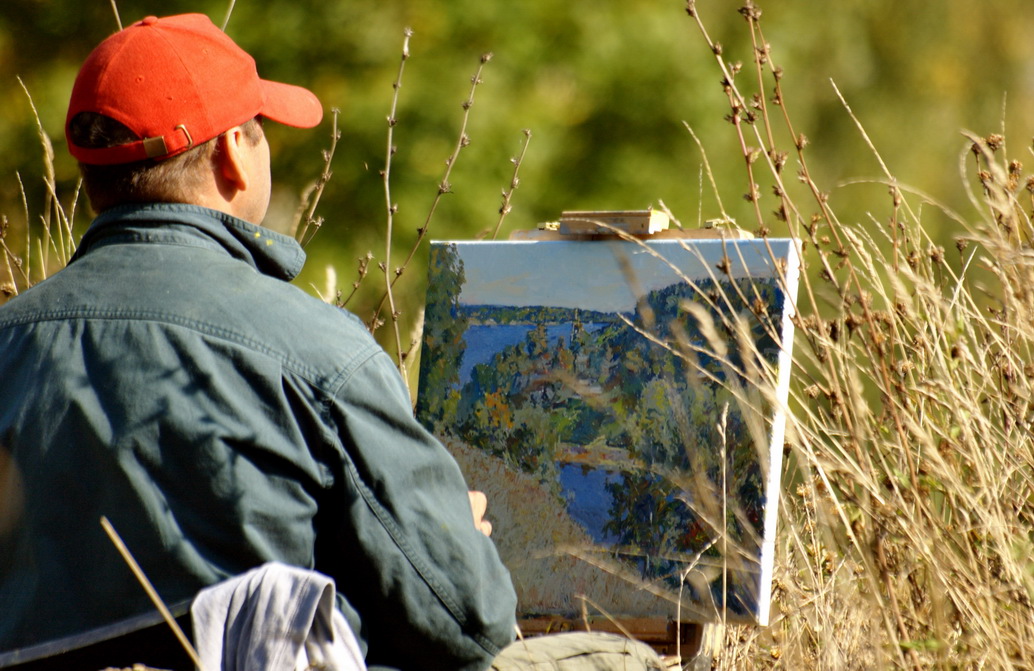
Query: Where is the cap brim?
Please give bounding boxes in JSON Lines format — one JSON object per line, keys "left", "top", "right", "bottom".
{"left": 259, "top": 79, "right": 324, "bottom": 129}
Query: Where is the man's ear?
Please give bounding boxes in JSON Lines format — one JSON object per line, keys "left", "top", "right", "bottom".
{"left": 215, "top": 127, "right": 251, "bottom": 194}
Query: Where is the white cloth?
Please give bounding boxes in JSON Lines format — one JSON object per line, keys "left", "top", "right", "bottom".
{"left": 190, "top": 562, "right": 366, "bottom": 671}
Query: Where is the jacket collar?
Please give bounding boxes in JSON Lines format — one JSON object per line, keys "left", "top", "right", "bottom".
{"left": 70, "top": 203, "right": 307, "bottom": 281}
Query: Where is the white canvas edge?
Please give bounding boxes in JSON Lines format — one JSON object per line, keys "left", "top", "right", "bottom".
{"left": 754, "top": 238, "right": 801, "bottom": 627}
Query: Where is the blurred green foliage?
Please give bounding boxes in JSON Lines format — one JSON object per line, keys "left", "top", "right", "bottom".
{"left": 3, "top": 0, "right": 1034, "bottom": 358}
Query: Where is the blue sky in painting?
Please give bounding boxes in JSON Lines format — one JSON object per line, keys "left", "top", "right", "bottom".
{"left": 447, "top": 239, "right": 796, "bottom": 313}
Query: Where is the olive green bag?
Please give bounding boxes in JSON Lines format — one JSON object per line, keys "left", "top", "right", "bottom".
{"left": 490, "top": 632, "right": 669, "bottom": 671}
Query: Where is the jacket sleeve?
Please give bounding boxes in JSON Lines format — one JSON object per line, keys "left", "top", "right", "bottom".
{"left": 317, "top": 348, "right": 517, "bottom": 671}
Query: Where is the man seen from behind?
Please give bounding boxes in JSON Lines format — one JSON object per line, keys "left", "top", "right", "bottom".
{"left": 0, "top": 13, "right": 517, "bottom": 671}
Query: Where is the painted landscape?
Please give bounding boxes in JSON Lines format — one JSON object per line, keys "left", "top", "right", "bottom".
{"left": 416, "top": 239, "right": 799, "bottom": 625}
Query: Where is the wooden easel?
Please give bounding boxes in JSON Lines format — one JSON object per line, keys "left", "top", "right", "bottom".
{"left": 509, "top": 209, "right": 750, "bottom": 665}
{"left": 509, "top": 209, "right": 754, "bottom": 242}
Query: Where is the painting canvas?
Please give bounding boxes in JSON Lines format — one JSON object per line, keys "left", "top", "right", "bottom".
{"left": 416, "top": 237, "right": 800, "bottom": 626}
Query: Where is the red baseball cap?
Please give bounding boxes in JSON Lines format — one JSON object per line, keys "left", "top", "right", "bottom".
{"left": 66, "top": 13, "right": 323, "bottom": 165}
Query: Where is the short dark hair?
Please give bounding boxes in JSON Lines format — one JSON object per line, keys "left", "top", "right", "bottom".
{"left": 68, "top": 113, "right": 263, "bottom": 213}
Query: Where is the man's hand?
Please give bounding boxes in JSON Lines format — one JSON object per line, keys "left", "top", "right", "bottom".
{"left": 468, "top": 490, "right": 493, "bottom": 537}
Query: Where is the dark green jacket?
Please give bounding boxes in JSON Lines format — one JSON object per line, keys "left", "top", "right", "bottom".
{"left": 0, "top": 203, "right": 516, "bottom": 670}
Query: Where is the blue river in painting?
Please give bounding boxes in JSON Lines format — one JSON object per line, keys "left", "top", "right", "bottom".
{"left": 458, "top": 323, "right": 534, "bottom": 384}
{"left": 558, "top": 465, "right": 623, "bottom": 545}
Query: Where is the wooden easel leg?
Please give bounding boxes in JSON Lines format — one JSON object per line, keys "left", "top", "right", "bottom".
{"left": 680, "top": 622, "right": 723, "bottom": 670}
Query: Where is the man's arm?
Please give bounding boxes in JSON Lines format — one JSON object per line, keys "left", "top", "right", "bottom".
{"left": 318, "top": 349, "right": 516, "bottom": 671}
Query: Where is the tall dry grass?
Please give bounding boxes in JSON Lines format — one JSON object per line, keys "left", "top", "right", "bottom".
{"left": 0, "top": 79, "right": 84, "bottom": 302}
{"left": 681, "top": 2, "right": 1034, "bottom": 668}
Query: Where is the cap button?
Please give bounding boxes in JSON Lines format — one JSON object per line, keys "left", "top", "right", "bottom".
{"left": 140, "top": 16, "right": 159, "bottom": 25}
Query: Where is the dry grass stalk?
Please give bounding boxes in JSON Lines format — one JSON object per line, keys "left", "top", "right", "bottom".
{"left": 0, "top": 81, "right": 83, "bottom": 301}
{"left": 366, "top": 34, "right": 496, "bottom": 381}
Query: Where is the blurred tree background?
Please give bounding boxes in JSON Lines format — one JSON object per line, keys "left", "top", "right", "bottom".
{"left": 3, "top": 0, "right": 1034, "bottom": 368}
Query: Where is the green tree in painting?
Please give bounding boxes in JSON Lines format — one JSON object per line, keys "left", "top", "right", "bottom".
{"left": 415, "top": 243, "right": 466, "bottom": 428}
